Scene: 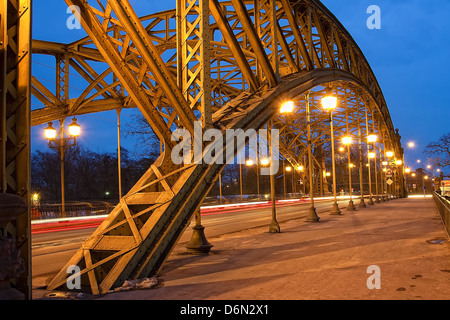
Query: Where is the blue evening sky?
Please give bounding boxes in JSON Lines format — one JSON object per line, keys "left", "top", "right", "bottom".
{"left": 31, "top": 0, "right": 450, "bottom": 171}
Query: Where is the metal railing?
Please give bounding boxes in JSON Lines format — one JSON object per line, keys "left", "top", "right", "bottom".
{"left": 432, "top": 192, "right": 450, "bottom": 236}
{"left": 31, "top": 201, "right": 116, "bottom": 221}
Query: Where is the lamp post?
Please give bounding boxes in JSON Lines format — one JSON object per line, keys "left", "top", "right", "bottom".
{"left": 381, "top": 160, "right": 388, "bottom": 201}
{"left": 371, "top": 116, "right": 381, "bottom": 203}
{"left": 417, "top": 160, "right": 425, "bottom": 196}
{"left": 342, "top": 136, "right": 356, "bottom": 211}
{"left": 355, "top": 109, "right": 367, "bottom": 209}
{"left": 367, "top": 134, "right": 378, "bottom": 205}
{"left": 218, "top": 173, "right": 223, "bottom": 204}
{"left": 321, "top": 87, "right": 341, "bottom": 215}
{"left": 268, "top": 116, "right": 280, "bottom": 233}
{"left": 44, "top": 118, "right": 81, "bottom": 218}
{"left": 285, "top": 165, "right": 293, "bottom": 198}
{"left": 305, "top": 92, "right": 320, "bottom": 222}
{"left": 246, "top": 159, "right": 260, "bottom": 200}
{"left": 395, "top": 159, "right": 403, "bottom": 198}
{"left": 296, "top": 165, "right": 305, "bottom": 196}
{"left": 427, "top": 164, "right": 437, "bottom": 193}
{"left": 405, "top": 168, "right": 411, "bottom": 195}
{"left": 239, "top": 153, "right": 243, "bottom": 202}
{"left": 386, "top": 151, "right": 394, "bottom": 199}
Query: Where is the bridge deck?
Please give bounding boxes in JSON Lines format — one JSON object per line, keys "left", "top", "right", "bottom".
{"left": 99, "top": 197, "right": 450, "bottom": 300}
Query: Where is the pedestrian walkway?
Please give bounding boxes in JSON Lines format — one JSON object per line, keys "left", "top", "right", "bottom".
{"left": 98, "top": 197, "right": 450, "bottom": 300}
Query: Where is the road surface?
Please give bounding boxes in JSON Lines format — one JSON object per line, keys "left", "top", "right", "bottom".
{"left": 31, "top": 197, "right": 362, "bottom": 280}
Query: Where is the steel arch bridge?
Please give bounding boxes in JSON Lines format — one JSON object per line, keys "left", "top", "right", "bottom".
{"left": 1, "top": 0, "right": 405, "bottom": 296}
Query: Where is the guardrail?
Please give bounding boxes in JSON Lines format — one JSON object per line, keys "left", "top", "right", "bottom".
{"left": 432, "top": 192, "right": 450, "bottom": 236}
{"left": 31, "top": 201, "right": 116, "bottom": 221}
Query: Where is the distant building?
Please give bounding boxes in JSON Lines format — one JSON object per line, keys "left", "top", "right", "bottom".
{"left": 441, "top": 181, "right": 450, "bottom": 196}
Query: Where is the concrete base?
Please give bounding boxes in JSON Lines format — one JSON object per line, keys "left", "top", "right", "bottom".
{"left": 347, "top": 200, "right": 357, "bottom": 211}
{"left": 330, "top": 202, "right": 342, "bottom": 215}
{"left": 269, "top": 218, "right": 281, "bottom": 233}
{"left": 306, "top": 207, "right": 320, "bottom": 222}
{"left": 359, "top": 199, "right": 367, "bottom": 208}
{"left": 186, "top": 225, "right": 213, "bottom": 255}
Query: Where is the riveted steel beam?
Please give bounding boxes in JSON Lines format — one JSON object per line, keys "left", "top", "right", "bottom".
{"left": 64, "top": 0, "right": 178, "bottom": 151}
{"left": 0, "top": 0, "right": 32, "bottom": 299}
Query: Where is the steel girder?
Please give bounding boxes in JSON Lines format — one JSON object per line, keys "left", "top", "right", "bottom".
{"left": 0, "top": 0, "right": 32, "bottom": 299}
{"left": 31, "top": 0, "right": 406, "bottom": 294}
{"left": 30, "top": 0, "right": 399, "bottom": 151}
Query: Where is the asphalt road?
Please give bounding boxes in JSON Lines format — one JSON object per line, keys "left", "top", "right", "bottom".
{"left": 31, "top": 197, "right": 359, "bottom": 279}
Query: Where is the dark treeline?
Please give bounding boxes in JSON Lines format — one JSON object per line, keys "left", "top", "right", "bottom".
{"left": 32, "top": 134, "right": 402, "bottom": 205}
{"left": 31, "top": 145, "right": 156, "bottom": 203}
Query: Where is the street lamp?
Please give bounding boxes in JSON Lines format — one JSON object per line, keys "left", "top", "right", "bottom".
{"left": 285, "top": 166, "right": 294, "bottom": 198}
{"left": 342, "top": 136, "right": 356, "bottom": 211}
{"left": 321, "top": 86, "right": 341, "bottom": 215}
{"left": 261, "top": 158, "right": 270, "bottom": 167}
{"left": 268, "top": 120, "right": 281, "bottom": 233}
{"left": 405, "top": 168, "right": 411, "bottom": 194}
{"left": 417, "top": 159, "right": 425, "bottom": 196}
{"left": 305, "top": 92, "right": 320, "bottom": 222}
{"left": 368, "top": 135, "right": 378, "bottom": 143}
{"left": 245, "top": 159, "right": 261, "bottom": 200}
{"left": 68, "top": 118, "right": 81, "bottom": 138}
{"left": 44, "top": 122, "right": 57, "bottom": 140}
{"left": 280, "top": 100, "right": 294, "bottom": 114}
{"left": 367, "top": 134, "right": 378, "bottom": 205}
{"left": 44, "top": 118, "right": 81, "bottom": 218}
{"left": 321, "top": 91, "right": 338, "bottom": 111}
{"left": 381, "top": 159, "right": 389, "bottom": 201}
{"left": 342, "top": 136, "right": 352, "bottom": 145}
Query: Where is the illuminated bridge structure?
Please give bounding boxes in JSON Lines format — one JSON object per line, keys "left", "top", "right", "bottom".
{"left": 1, "top": 0, "right": 406, "bottom": 296}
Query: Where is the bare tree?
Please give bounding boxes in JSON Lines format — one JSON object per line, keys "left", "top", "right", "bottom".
{"left": 425, "top": 133, "right": 450, "bottom": 168}
{"left": 122, "top": 110, "right": 162, "bottom": 159}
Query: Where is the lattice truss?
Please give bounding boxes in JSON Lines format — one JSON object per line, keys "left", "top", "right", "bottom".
{"left": 25, "top": 0, "right": 404, "bottom": 294}
{"left": 1, "top": 0, "right": 32, "bottom": 297}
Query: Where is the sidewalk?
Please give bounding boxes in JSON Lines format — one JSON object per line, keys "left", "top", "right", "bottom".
{"left": 97, "top": 197, "right": 449, "bottom": 300}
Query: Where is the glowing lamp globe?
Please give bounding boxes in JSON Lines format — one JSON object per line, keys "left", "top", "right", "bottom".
{"left": 68, "top": 118, "right": 81, "bottom": 137}
{"left": 44, "top": 122, "right": 57, "bottom": 140}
